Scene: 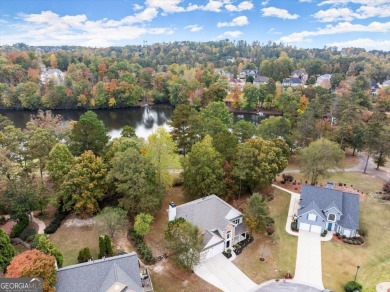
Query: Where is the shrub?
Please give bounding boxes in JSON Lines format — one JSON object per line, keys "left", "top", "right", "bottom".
{"left": 44, "top": 210, "right": 67, "bottom": 234}
{"left": 383, "top": 182, "right": 390, "bottom": 194}
{"left": 0, "top": 216, "right": 7, "bottom": 225}
{"left": 265, "top": 217, "right": 275, "bottom": 225}
{"left": 10, "top": 214, "right": 29, "bottom": 238}
{"left": 321, "top": 230, "right": 328, "bottom": 237}
{"left": 78, "top": 247, "right": 92, "bottom": 263}
{"left": 137, "top": 242, "right": 153, "bottom": 263}
{"left": 266, "top": 225, "right": 275, "bottom": 235}
{"left": 226, "top": 249, "right": 231, "bottom": 254}
{"left": 19, "top": 226, "right": 37, "bottom": 241}
{"left": 344, "top": 281, "right": 362, "bottom": 292}
{"left": 282, "top": 174, "right": 294, "bottom": 183}
{"left": 382, "top": 194, "right": 390, "bottom": 201}
{"left": 98, "top": 236, "right": 106, "bottom": 259}
{"left": 357, "top": 228, "right": 367, "bottom": 237}
{"left": 291, "top": 221, "right": 298, "bottom": 231}
{"left": 104, "top": 235, "right": 113, "bottom": 257}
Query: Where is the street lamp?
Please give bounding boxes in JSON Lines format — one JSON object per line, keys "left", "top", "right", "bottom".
{"left": 354, "top": 265, "right": 360, "bottom": 282}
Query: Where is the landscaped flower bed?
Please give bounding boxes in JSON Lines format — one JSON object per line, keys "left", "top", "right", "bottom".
{"left": 335, "top": 233, "right": 365, "bottom": 245}
{"left": 223, "top": 249, "right": 232, "bottom": 259}
{"left": 233, "top": 235, "right": 254, "bottom": 255}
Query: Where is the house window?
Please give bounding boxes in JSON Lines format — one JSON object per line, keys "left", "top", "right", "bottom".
{"left": 308, "top": 214, "right": 317, "bottom": 221}
{"left": 226, "top": 231, "right": 231, "bottom": 239}
{"left": 327, "top": 213, "right": 336, "bottom": 222}
{"left": 232, "top": 218, "right": 240, "bottom": 225}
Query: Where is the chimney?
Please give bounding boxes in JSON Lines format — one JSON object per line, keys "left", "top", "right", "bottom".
{"left": 326, "top": 182, "right": 334, "bottom": 189}
{"left": 168, "top": 202, "right": 176, "bottom": 221}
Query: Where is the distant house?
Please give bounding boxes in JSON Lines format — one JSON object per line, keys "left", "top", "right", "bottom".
{"left": 40, "top": 68, "right": 65, "bottom": 85}
{"left": 168, "top": 195, "right": 248, "bottom": 260}
{"left": 297, "top": 184, "right": 359, "bottom": 238}
{"left": 316, "top": 74, "right": 332, "bottom": 89}
{"left": 282, "top": 77, "right": 303, "bottom": 87}
{"left": 371, "top": 81, "right": 380, "bottom": 95}
{"left": 383, "top": 80, "right": 390, "bottom": 87}
{"left": 229, "top": 78, "right": 245, "bottom": 89}
{"left": 55, "top": 252, "right": 148, "bottom": 292}
{"left": 239, "top": 69, "right": 258, "bottom": 79}
{"left": 291, "top": 70, "right": 309, "bottom": 85}
{"left": 253, "top": 76, "right": 269, "bottom": 86}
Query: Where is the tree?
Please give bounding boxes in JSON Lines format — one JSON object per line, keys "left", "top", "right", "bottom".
{"left": 1, "top": 175, "right": 43, "bottom": 220}
{"left": 330, "top": 73, "right": 345, "bottom": 90}
{"left": 96, "top": 207, "right": 127, "bottom": 238}
{"left": 233, "top": 120, "right": 256, "bottom": 143}
{"left": 258, "top": 116, "right": 291, "bottom": 140}
{"left": 99, "top": 235, "right": 113, "bottom": 258}
{"left": 46, "top": 143, "right": 74, "bottom": 188}
{"left": 199, "top": 101, "right": 233, "bottom": 129}
{"left": 107, "top": 148, "right": 161, "bottom": 215}
{"left": 299, "top": 139, "right": 344, "bottom": 185}
{"left": 232, "top": 138, "right": 289, "bottom": 194}
{"left": 344, "top": 281, "right": 362, "bottom": 292}
{"left": 33, "top": 234, "right": 63, "bottom": 268}
{"left": 169, "top": 104, "right": 201, "bottom": 156}
{"left": 245, "top": 193, "right": 269, "bottom": 234}
{"left": 68, "top": 111, "right": 109, "bottom": 156}
{"left": 121, "top": 125, "right": 136, "bottom": 138}
{"left": 182, "top": 135, "right": 226, "bottom": 200}
{"left": 243, "top": 84, "right": 261, "bottom": 110}
{"left": 14, "top": 82, "right": 41, "bottom": 109}
{"left": 145, "top": 128, "right": 179, "bottom": 192}
{"left": 78, "top": 247, "right": 92, "bottom": 263}
{"left": 61, "top": 150, "right": 107, "bottom": 217}
{"left": 134, "top": 213, "right": 154, "bottom": 237}
{"left": 6, "top": 249, "right": 57, "bottom": 292}
{"left": 164, "top": 218, "right": 202, "bottom": 270}
{"left": 25, "top": 127, "right": 57, "bottom": 179}
{"left": 0, "top": 229, "right": 15, "bottom": 273}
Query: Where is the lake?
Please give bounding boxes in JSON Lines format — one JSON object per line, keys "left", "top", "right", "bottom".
{"left": 0, "top": 105, "right": 266, "bottom": 139}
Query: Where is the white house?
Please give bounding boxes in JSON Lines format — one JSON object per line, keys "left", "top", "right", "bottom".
{"left": 168, "top": 195, "right": 248, "bottom": 260}
{"left": 316, "top": 74, "right": 332, "bottom": 89}
{"left": 40, "top": 68, "right": 65, "bottom": 85}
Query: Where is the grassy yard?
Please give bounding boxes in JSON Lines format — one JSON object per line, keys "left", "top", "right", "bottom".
{"left": 285, "top": 149, "right": 360, "bottom": 171}
{"left": 322, "top": 197, "right": 390, "bottom": 292}
{"left": 282, "top": 171, "right": 384, "bottom": 194}
{"left": 145, "top": 187, "right": 219, "bottom": 291}
{"left": 234, "top": 188, "right": 297, "bottom": 283}
{"left": 50, "top": 217, "right": 132, "bottom": 267}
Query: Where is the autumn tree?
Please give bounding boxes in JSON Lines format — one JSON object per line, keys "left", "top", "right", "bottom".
{"left": 182, "top": 135, "right": 226, "bottom": 199}
{"left": 164, "top": 218, "right": 202, "bottom": 270}
{"left": 68, "top": 111, "right": 109, "bottom": 156}
{"left": 96, "top": 207, "right": 127, "bottom": 238}
{"left": 299, "top": 139, "right": 344, "bottom": 185}
{"left": 6, "top": 249, "right": 57, "bottom": 292}
{"left": 0, "top": 229, "right": 15, "bottom": 273}
{"left": 61, "top": 150, "right": 107, "bottom": 217}
{"left": 46, "top": 143, "right": 74, "bottom": 188}
{"left": 145, "top": 128, "right": 180, "bottom": 192}
{"left": 32, "top": 234, "right": 63, "bottom": 268}
{"left": 107, "top": 148, "right": 161, "bottom": 215}
{"left": 232, "top": 120, "right": 256, "bottom": 143}
{"left": 134, "top": 213, "right": 154, "bottom": 237}
{"left": 25, "top": 128, "right": 57, "bottom": 179}
{"left": 245, "top": 193, "right": 269, "bottom": 234}
{"left": 49, "top": 53, "right": 58, "bottom": 68}
{"left": 121, "top": 125, "right": 136, "bottom": 138}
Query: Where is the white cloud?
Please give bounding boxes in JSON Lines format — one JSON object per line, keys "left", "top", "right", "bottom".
{"left": 279, "top": 21, "right": 390, "bottom": 43}
{"left": 327, "top": 38, "right": 390, "bottom": 50}
{"left": 133, "top": 4, "right": 144, "bottom": 11}
{"left": 313, "top": 5, "right": 390, "bottom": 21}
{"left": 313, "top": 8, "right": 355, "bottom": 21}
{"left": 299, "top": 0, "right": 312, "bottom": 2}
{"left": 202, "top": 0, "right": 225, "bottom": 12}
{"left": 261, "top": 7, "right": 300, "bottom": 19}
{"left": 217, "top": 30, "right": 243, "bottom": 38}
{"left": 268, "top": 27, "right": 282, "bottom": 34}
{"left": 1, "top": 10, "right": 174, "bottom": 47}
{"left": 225, "top": 1, "right": 254, "bottom": 11}
{"left": 145, "top": 0, "right": 185, "bottom": 13}
{"left": 217, "top": 16, "right": 249, "bottom": 27}
{"left": 185, "top": 24, "right": 203, "bottom": 32}
{"left": 318, "top": 0, "right": 390, "bottom": 6}
{"left": 261, "top": 0, "right": 269, "bottom": 6}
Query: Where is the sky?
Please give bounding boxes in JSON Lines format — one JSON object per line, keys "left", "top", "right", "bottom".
{"left": 0, "top": 0, "right": 389, "bottom": 50}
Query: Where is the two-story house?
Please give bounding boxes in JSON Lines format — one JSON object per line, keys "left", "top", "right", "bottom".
{"left": 297, "top": 184, "right": 360, "bottom": 238}
{"left": 168, "top": 195, "right": 248, "bottom": 260}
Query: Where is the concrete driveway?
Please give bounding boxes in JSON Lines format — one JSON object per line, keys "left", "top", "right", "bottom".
{"left": 194, "top": 254, "right": 257, "bottom": 292}
{"left": 294, "top": 230, "right": 324, "bottom": 290}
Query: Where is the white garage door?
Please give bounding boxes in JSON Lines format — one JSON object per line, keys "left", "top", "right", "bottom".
{"left": 343, "top": 229, "right": 351, "bottom": 237}
{"left": 310, "top": 225, "right": 322, "bottom": 233}
{"left": 200, "top": 242, "right": 225, "bottom": 260}
{"left": 299, "top": 223, "right": 311, "bottom": 231}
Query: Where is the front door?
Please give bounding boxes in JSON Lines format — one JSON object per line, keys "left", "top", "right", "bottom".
{"left": 327, "top": 222, "right": 333, "bottom": 231}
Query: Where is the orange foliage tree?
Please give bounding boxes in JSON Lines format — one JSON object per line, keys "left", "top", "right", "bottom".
{"left": 6, "top": 249, "right": 57, "bottom": 292}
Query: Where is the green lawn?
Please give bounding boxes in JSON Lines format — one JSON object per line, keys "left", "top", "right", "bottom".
{"left": 234, "top": 188, "right": 297, "bottom": 283}
{"left": 322, "top": 197, "right": 390, "bottom": 292}
{"left": 283, "top": 171, "right": 384, "bottom": 194}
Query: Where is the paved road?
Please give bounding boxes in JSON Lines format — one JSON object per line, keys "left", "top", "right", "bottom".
{"left": 283, "top": 152, "right": 389, "bottom": 182}
{"left": 253, "top": 280, "right": 322, "bottom": 292}
{"left": 294, "top": 230, "right": 324, "bottom": 290}
{"left": 195, "top": 253, "right": 257, "bottom": 292}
